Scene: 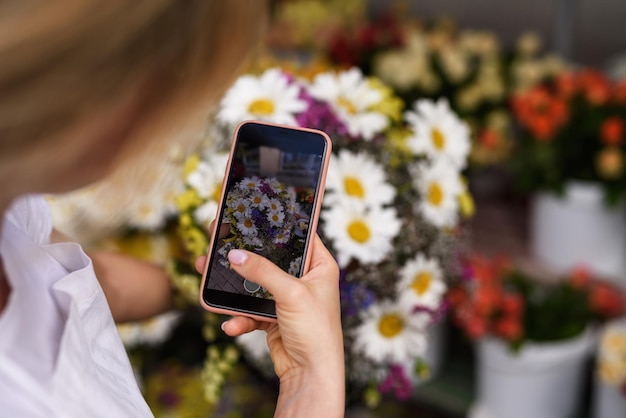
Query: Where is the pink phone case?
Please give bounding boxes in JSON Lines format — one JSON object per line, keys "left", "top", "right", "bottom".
{"left": 198, "top": 120, "right": 332, "bottom": 323}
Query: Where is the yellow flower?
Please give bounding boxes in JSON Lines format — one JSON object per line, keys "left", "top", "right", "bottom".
{"left": 385, "top": 127, "right": 414, "bottom": 168}
{"left": 183, "top": 154, "right": 200, "bottom": 178}
{"left": 368, "top": 77, "right": 404, "bottom": 123}
{"left": 175, "top": 189, "right": 203, "bottom": 212}
{"left": 458, "top": 177, "right": 475, "bottom": 218}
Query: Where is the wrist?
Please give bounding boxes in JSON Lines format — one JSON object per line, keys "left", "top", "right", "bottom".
{"left": 275, "top": 365, "right": 345, "bottom": 418}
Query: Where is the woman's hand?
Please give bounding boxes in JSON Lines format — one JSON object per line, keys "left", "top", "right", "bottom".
{"left": 195, "top": 235, "right": 345, "bottom": 417}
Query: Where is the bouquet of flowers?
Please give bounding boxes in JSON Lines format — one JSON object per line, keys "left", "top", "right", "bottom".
{"left": 509, "top": 67, "right": 626, "bottom": 204}
{"left": 448, "top": 256, "right": 625, "bottom": 351}
{"left": 170, "top": 66, "right": 474, "bottom": 405}
{"left": 321, "top": 7, "right": 568, "bottom": 170}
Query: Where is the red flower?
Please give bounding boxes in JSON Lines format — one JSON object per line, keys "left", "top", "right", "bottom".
{"left": 578, "top": 69, "right": 611, "bottom": 105}
{"left": 474, "top": 284, "right": 502, "bottom": 316}
{"left": 464, "top": 310, "right": 489, "bottom": 339}
{"left": 590, "top": 281, "right": 625, "bottom": 318}
{"left": 500, "top": 293, "right": 524, "bottom": 317}
{"left": 600, "top": 116, "right": 625, "bottom": 146}
{"left": 511, "top": 86, "right": 569, "bottom": 141}
{"left": 569, "top": 266, "right": 591, "bottom": 289}
{"left": 446, "top": 286, "right": 468, "bottom": 309}
{"left": 478, "top": 129, "right": 500, "bottom": 149}
{"left": 555, "top": 72, "right": 577, "bottom": 98}
{"left": 494, "top": 315, "right": 523, "bottom": 341}
{"left": 614, "top": 81, "right": 626, "bottom": 104}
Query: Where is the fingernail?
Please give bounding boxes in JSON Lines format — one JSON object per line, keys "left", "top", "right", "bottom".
{"left": 220, "top": 321, "right": 227, "bottom": 332}
{"left": 228, "top": 249, "right": 248, "bottom": 265}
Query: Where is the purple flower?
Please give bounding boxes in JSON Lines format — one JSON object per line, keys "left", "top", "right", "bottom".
{"left": 339, "top": 273, "right": 375, "bottom": 316}
{"left": 378, "top": 364, "right": 413, "bottom": 400}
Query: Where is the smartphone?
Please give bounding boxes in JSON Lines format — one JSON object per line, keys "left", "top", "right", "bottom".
{"left": 199, "top": 120, "right": 332, "bottom": 321}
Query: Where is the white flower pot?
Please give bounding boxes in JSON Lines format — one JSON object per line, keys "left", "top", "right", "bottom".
{"left": 470, "top": 329, "right": 595, "bottom": 418}
{"left": 592, "top": 379, "right": 626, "bottom": 418}
{"left": 530, "top": 181, "right": 626, "bottom": 286}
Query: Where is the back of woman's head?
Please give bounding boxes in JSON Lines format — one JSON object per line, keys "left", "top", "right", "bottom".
{"left": 0, "top": 0, "right": 266, "bottom": 190}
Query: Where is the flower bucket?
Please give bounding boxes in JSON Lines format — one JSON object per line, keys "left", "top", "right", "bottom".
{"left": 530, "top": 181, "right": 626, "bottom": 287}
{"left": 592, "top": 379, "right": 626, "bottom": 418}
{"left": 471, "top": 328, "right": 595, "bottom": 418}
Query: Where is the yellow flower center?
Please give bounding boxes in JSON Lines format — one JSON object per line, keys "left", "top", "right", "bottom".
{"left": 431, "top": 128, "right": 445, "bottom": 150}
{"left": 252, "top": 195, "right": 263, "bottom": 205}
{"left": 248, "top": 98, "right": 275, "bottom": 116}
{"left": 378, "top": 313, "right": 404, "bottom": 338}
{"left": 236, "top": 204, "right": 246, "bottom": 213}
{"left": 411, "top": 272, "right": 432, "bottom": 296}
{"left": 428, "top": 182, "right": 444, "bottom": 206}
{"left": 244, "top": 219, "right": 253, "bottom": 228}
{"left": 337, "top": 96, "right": 357, "bottom": 115}
{"left": 347, "top": 220, "right": 371, "bottom": 243}
{"left": 271, "top": 214, "right": 280, "bottom": 222}
{"left": 344, "top": 176, "right": 365, "bottom": 198}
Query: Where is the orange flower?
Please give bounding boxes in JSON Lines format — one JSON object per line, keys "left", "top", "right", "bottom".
{"left": 511, "top": 86, "right": 569, "bottom": 141}
{"left": 555, "top": 72, "right": 577, "bottom": 98}
{"left": 600, "top": 117, "right": 625, "bottom": 146}
{"left": 590, "top": 281, "right": 625, "bottom": 318}
{"left": 614, "top": 81, "right": 626, "bottom": 104}
{"left": 446, "top": 286, "right": 468, "bottom": 309}
{"left": 578, "top": 69, "right": 611, "bottom": 105}
{"left": 474, "top": 284, "right": 502, "bottom": 316}
{"left": 478, "top": 128, "right": 500, "bottom": 149}
{"left": 569, "top": 266, "right": 591, "bottom": 289}
{"left": 596, "top": 147, "right": 624, "bottom": 179}
{"left": 464, "top": 311, "right": 489, "bottom": 339}
{"left": 494, "top": 316, "right": 523, "bottom": 341}
{"left": 500, "top": 293, "right": 524, "bottom": 317}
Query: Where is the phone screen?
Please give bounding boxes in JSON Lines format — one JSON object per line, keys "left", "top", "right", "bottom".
{"left": 202, "top": 122, "right": 330, "bottom": 318}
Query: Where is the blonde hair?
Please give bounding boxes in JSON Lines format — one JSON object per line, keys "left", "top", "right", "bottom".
{"left": 0, "top": 0, "right": 266, "bottom": 187}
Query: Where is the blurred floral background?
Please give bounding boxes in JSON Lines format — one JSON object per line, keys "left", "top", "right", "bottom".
{"left": 47, "top": 1, "right": 626, "bottom": 417}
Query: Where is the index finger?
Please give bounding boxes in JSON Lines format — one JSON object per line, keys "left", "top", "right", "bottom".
{"left": 226, "top": 235, "right": 338, "bottom": 302}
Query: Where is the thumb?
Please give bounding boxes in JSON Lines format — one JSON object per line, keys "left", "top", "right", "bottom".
{"left": 227, "top": 249, "right": 298, "bottom": 303}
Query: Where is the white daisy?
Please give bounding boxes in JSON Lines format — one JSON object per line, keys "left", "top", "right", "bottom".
{"left": 404, "top": 98, "right": 471, "bottom": 169}
{"left": 194, "top": 200, "right": 218, "bottom": 225}
{"left": 267, "top": 198, "right": 283, "bottom": 213}
{"left": 267, "top": 210, "right": 285, "bottom": 227}
{"left": 412, "top": 160, "right": 463, "bottom": 228}
{"left": 324, "top": 149, "right": 395, "bottom": 208}
{"left": 236, "top": 216, "right": 258, "bottom": 236}
{"left": 229, "top": 197, "right": 251, "bottom": 220}
{"left": 308, "top": 68, "right": 389, "bottom": 140}
{"left": 249, "top": 192, "right": 270, "bottom": 210}
{"left": 288, "top": 256, "right": 303, "bottom": 276}
{"left": 186, "top": 154, "right": 228, "bottom": 201}
{"left": 217, "top": 68, "right": 307, "bottom": 126}
{"left": 238, "top": 176, "right": 263, "bottom": 192}
{"left": 117, "top": 312, "right": 181, "bottom": 348}
{"left": 321, "top": 200, "right": 401, "bottom": 268}
{"left": 243, "top": 235, "right": 263, "bottom": 248}
{"left": 396, "top": 253, "right": 447, "bottom": 310}
{"left": 353, "top": 300, "right": 430, "bottom": 364}
{"left": 274, "top": 230, "right": 291, "bottom": 245}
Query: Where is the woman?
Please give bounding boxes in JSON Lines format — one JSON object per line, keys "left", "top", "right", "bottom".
{"left": 0, "top": 1, "right": 345, "bottom": 416}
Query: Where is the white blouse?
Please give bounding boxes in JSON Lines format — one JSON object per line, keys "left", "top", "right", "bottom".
{"left": 0, "top": 195, "right": 153, "bottom": 417}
